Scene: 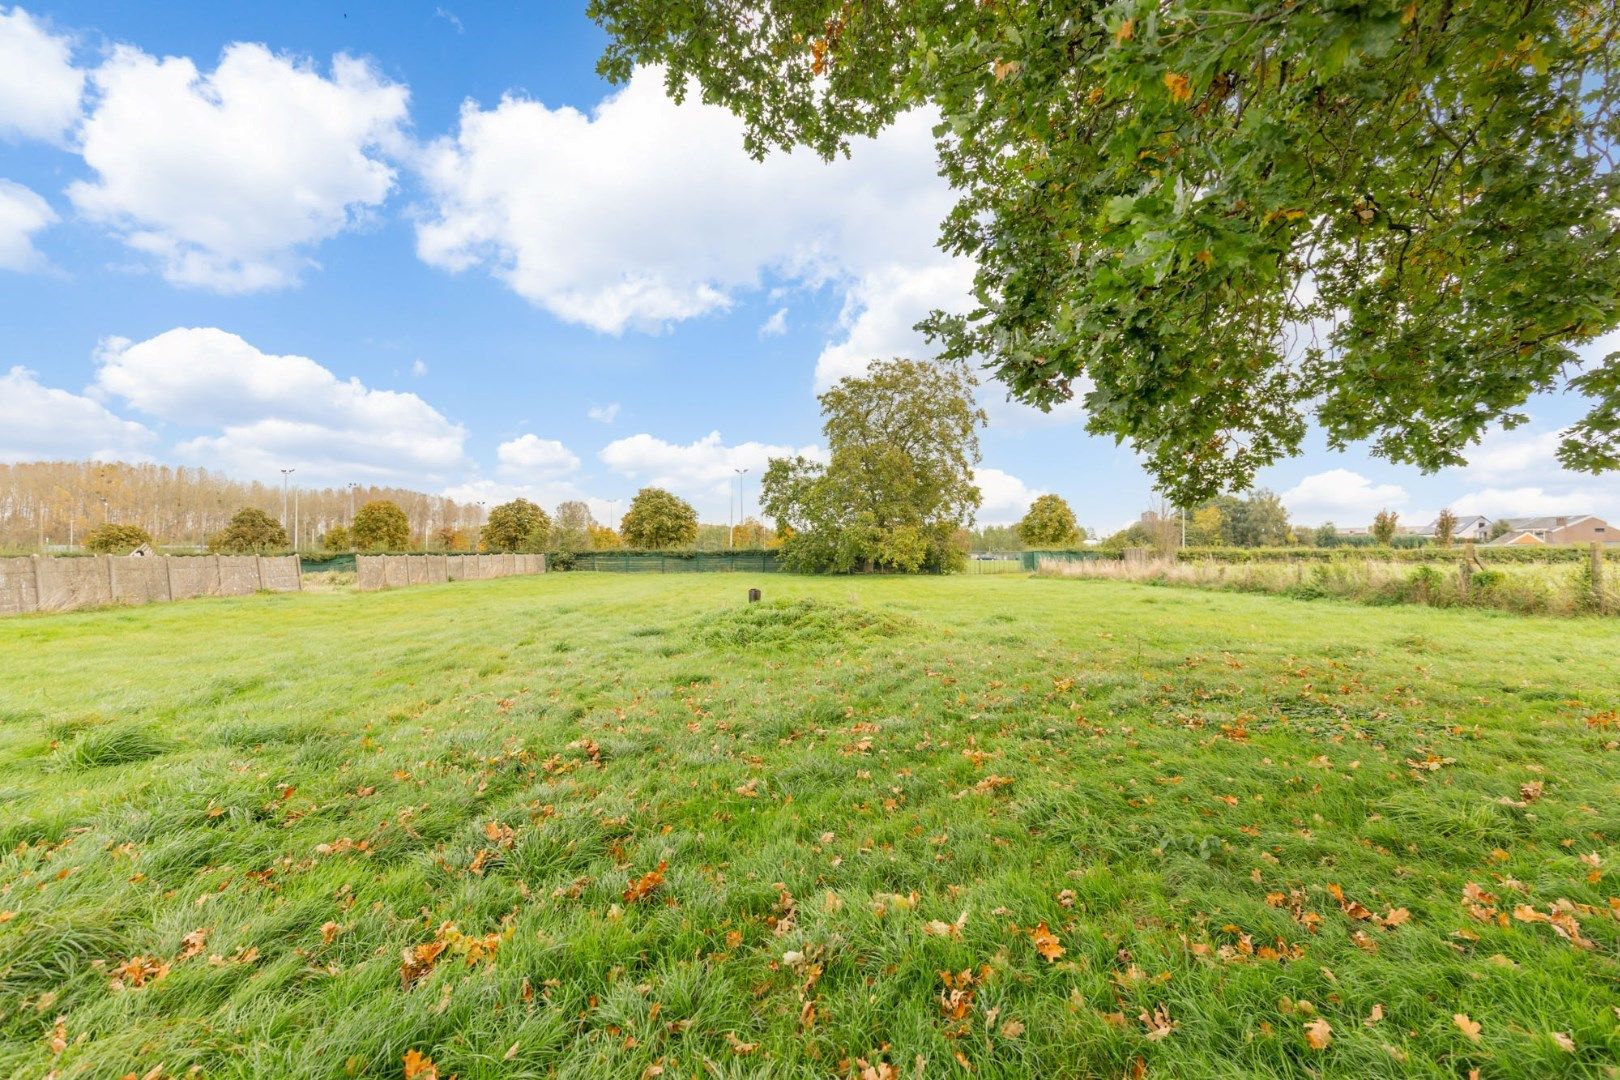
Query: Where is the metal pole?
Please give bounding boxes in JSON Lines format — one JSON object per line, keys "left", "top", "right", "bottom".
{"left": 294, "top": 486, "right": 300, "bottom": 554}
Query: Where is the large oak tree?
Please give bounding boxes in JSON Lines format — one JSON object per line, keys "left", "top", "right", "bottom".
{"left": 591, "top": 1, "right": 1620, "bottom": 502}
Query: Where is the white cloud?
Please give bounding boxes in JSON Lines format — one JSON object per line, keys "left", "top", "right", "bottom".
{"left": 599, "top": 429, "right": 821, "bottom": 517}
{"left": 410, "top": 359, "right": 427, "bottom": 377}
{"left": 586, "top": 402, "right": 620, "bottom": 424}
{"left": 0, "top": 7, "right": 83, "bottom": 144}
{"left": 413, "top": 67, "right": 951, "bottom": 335}
{"left": 0, "top": 179, "right": 56, "bottom": 270}
{"left": 69, "top": 43, "right": 408, "bottom": 292}
{"left": 813, "top": 258, "right": 973, "bottom": 389}
{"left": 496, "top": 433, "right": 579, "bottom": 478}
{"left": 0, "top": 365, "right": 154, "bottom": 462}
{"left": 92, "top": 327, "right": 465, "bottom": 485}
{"left": 1450, "top": 487, "right": 1601, "bottom": 519}
{"left": 973, "top": 467, "right": 1045, "bottom": 525}
{"left": 1281, "top": 468, "right": 1408, "bottom": 525}
{"left": 758, "top": 307, "right": 788, "bottom": 338}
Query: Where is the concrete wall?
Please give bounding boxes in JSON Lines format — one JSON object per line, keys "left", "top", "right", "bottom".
{"left": 0, "top": 554, "right": 301, "bottom": 616}
{"left": 356, "top": 553, "right": 544, "bottom": 592}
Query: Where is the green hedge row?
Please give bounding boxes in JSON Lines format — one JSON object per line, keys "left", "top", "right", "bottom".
{"left": 1035, "top": 545, "right": 1617, "bottom": 565}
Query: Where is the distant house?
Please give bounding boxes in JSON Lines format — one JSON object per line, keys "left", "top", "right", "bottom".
{"left": 1486, "top": 515, "right": 1617, "bottom": 547}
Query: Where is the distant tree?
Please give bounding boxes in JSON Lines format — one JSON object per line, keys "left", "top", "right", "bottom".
{"left": 321, "top": 523, "right": 350, "bottom": 552}
{"left": 1186, "top": 505, "right": 1224, "bottom": 546}
{"left": 1211, "top": 489, "right": 1291, "bottom": 547}
{"left": 622, "top": 488, "right": 699, "bottom": 549}
{"left": 351, "top": 500, "right": 411, "bottom": 551}
{"left": 85, "top": 522, "right": 154, "bottom": 554}
{"left": 731, "top": 517, "right": 771, "bottom": 548}
{"left": 1016, "top": 494, "right": 1082, "bottom": 548}
{"left": 1490, "top": 518, "right": 1514, "bottom": 540}
{"left": 1371, "top": 509, "right": 1400, "bottom": 546}
{"left": 550, "top": 501, "right": 594, "bottom": 551}
{"left": 481, "top": 499, "right": 549, "bottom": 554}
{"left": 967, "top": 524, "right": 1023, "bottom": 552}
{"left": 1433, "top": 508, "right": 1458, "bottom": 548}
{"left": 208, "top": 507, "right": 287, "bottom": 554}
{"left": 586, "top": 523, "right": 623, "bottom": 549}
{"left": 1314, "top": 522, "right": 1339, "bottom": 547}
{"left": 763, "top": 357, "right": 983, "bottom": 573}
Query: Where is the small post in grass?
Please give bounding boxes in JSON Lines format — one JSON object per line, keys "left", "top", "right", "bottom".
{"left": 748, "top": 588, "right": 761, "bottom": 603}
{"left": 1591, "top": 542, "right": 1605, "bottom": 612}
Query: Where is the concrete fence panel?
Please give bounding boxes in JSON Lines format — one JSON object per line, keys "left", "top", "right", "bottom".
{"left": 1, "top": 554, "right": 301, "bottom": 617}
{"left": 355, "top": 553, "right": 546, "bottom": 592}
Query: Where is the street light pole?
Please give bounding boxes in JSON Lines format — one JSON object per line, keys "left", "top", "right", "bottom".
{"left": 280, "top": 469, "right": 294, "bottom": 534}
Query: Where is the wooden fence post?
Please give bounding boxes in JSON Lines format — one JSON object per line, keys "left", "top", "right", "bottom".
{"left": 1591, "top": 542, "right": 1605, "bottom": 612}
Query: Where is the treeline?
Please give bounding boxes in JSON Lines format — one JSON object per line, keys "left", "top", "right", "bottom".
{"left": 0, "top": 461, "right": 484, "bottom": 551}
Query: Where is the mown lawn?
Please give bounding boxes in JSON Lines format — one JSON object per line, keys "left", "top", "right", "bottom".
{"left": 0, "top": 574, "right": 1617, "bottom": 1079}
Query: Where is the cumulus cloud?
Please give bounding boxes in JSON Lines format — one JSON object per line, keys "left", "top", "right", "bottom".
{"left": 496, "top": 433, "right": 579, "bottom": 478}
{"left": 69, "top": 43, "right": 408, "bottom": 291}
{"left": 0, "top": 365, "right": 154, "bottom": 462}
{"left": 1281, "top": 468, "right": 1409, "bottom": 526}
{"left": 0, "top": 7, "right": 83, "bottom": 144}
{"left": 973, "top": 467, "right": 1045, "bottom": 525}
{"left": 813, "top": 259, "right": 973, "bottom": 389}
{"left": 0, "top": 179, "right": 56, "bottom": 270}
{"left": 599, "top": 429, "right": 822, "bottom": 517}
{"left": 92, "top": 327, "right": 465, "bottom": 485}
{"left": 413, "top": 68, "right": 952, "bottom": 335}
{"left": 586, "top": 402, "right": 620, "bottom": 424}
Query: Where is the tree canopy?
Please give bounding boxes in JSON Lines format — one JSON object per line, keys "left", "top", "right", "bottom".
{"left": 1017, "top": 494, "right": 1083, "bottom": 548}
{"left": 762, "top": 357, "right": 983, "bottom": 573}
{"left": 351, "top": 500, "right": 411, "bottom": 552}
{"left": 549, "top": 501, "right": 594, "bottom": 551}
{"left": 621, "top": 488, "right": 700, "bottom": 549}
{"left": 591, "top": 2, "right": 1620, "bottom": 502}
{"left": 482, "top": 499, "right": 550, "bottom": 554}
{"left": 209, "top": 507, "right": 288, "bottom": 554}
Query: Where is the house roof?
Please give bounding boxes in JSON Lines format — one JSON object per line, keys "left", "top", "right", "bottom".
{"left": 1498, "top": 515, "right": 1596, "bottom": 531}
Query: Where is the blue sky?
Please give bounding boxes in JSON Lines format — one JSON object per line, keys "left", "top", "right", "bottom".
{"left": 2, "top": 2, "right": 1617, "bottom": 534}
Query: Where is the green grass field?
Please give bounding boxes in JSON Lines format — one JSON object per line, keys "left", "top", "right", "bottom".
{"left": 1, "top": 575, "right": 1617, "bottom": 1078}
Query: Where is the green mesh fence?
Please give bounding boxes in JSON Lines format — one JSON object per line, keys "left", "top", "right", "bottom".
{"left": 563, "top": 551, "right": 780, "bottom": 573}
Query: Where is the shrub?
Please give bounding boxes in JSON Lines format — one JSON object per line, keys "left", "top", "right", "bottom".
{"left": 84, "top": 523, "right": 155, "bottom": 554}
{"left": 322, "top": 524, "right": 350, "bottom": 551}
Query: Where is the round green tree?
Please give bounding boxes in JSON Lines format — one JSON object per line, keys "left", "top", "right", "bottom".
{"left": 761, "top": 357, "right": 983, "bottom": 573}
{"left": 621, "top": 488, "right": 698, "bottom": 549}
{"left": 85, "top": 523, "right": 154, "bottom": 554}
{"left": 1016, "top": 495, "right": 1082, "bottom": 549}
{"left": 351, "top": 500, "right": 411, "bottom": 551}
{"left": 481, "top": 499, "right": 550, "bottom": 553}
{"left": 209, "top": 507, "right": 289, "bottom": 554}
{"left": 322, "top": 524, "right": 350, "bottom": 552}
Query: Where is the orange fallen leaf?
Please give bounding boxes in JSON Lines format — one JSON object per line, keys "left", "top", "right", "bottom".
{"left": 1029, "top": 922, "right": 1064, "bottom": 962}
{"left": 1304, "top": 1018, "right": 1332, "bottom": 1050}
{"left": 1453, "top": 1013, "right": 1482, "bottom": 1043}
{"left": 402, "top": 1048, "right": 438, "bottom": 1079}
{"left": 1364, "top": 1004, "right": 1384, "bottom": 1027}
{"left": 624, "top": 861, "right": 668, "bottom": 904}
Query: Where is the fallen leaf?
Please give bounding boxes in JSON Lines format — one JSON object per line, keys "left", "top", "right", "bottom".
{"left": 1453, "top": 1013, "right": 1482, "bottom": 1043}
{"left": 1364, "top": 1004, "right": 1383, "bottom": 1027}
{"left": 623, "top": 861, "right": 668, "bottom": 904}
{"left": 402, "top": 1049, "right": 438, "bottom": 1079}
{"left": 1304, "top": 1018, "right": 1332, "bottom": 1050}
{"left": 723, "top": 1032, "right": 757, "bottom": 1055}
{"left": 1029, "top": 922, "right": 1064, "bottom": 962}
{"left": 1551, "top": 1031, "right": 1575, "bottom": 1053}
